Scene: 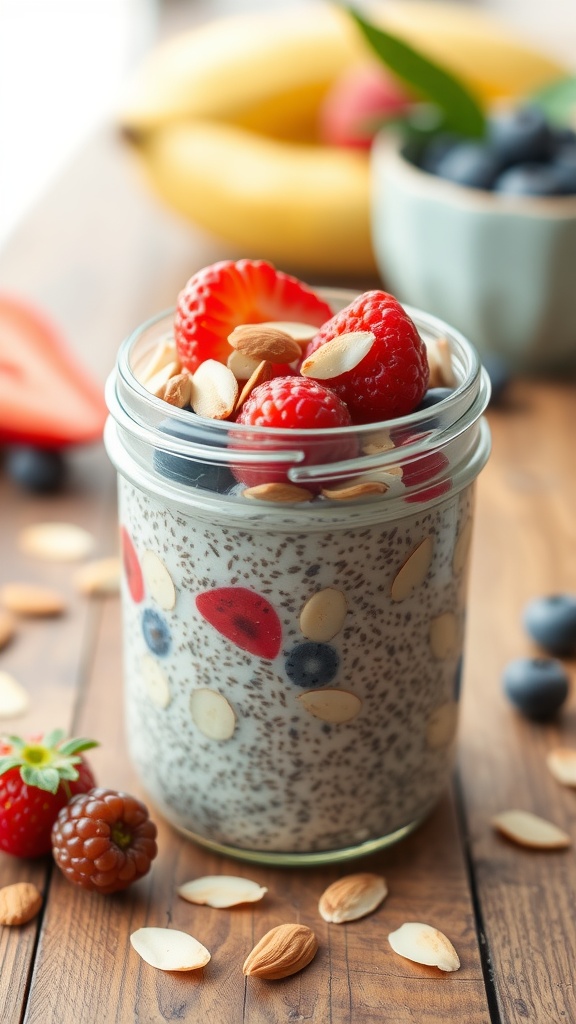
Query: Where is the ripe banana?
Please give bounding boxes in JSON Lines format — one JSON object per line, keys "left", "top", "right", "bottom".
{"left": 133, "top": 121, "right": 371, "bottom": 275}
{"left": 120, "top": 3, "right": 567, "bottom": 275}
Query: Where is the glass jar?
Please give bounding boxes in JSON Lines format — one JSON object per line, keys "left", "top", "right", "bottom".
{"left": 105, "top": 290, "right": 490, "bottom": 866}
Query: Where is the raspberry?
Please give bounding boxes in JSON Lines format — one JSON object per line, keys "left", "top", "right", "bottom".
{"left": 51, "top": 788, "right": 158, "bottom": 894}
{"left": 174, "top": 259, "right": 333, "bottom": 372}
{"left": 233, "top": 376, "right": 355, "bottom": 488}
{"left": 303, "top": 291, "right": 429, "bottom": 423}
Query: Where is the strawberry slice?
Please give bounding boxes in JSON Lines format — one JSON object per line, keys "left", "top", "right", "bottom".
{"left": 0, "top": 294, "right": 107, "bottom": 447}
{"left": 174, "top": 259, "right": 333, "bottom": 372}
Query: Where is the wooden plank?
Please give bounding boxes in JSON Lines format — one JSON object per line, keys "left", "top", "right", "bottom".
{"left": 460, "top": 381, "right": 576, "bottom": 1024}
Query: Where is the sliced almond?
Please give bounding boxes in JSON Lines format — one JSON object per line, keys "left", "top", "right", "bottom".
{"left": 429, "top": 612, "right": 459, "bottom": 659}
{"left": 259, "top": 321, "right": 320, "bottom": 346}
{"left": 300, "top": 588, "right": 347, "bottom": 642}
{"left": 141, "top": 549, "right": 176, "bottom": 610}
{"left": 452, "top": 518, "right": 473, "bottom": 576}
{"left": 163, "top": 372, "right": 191, "bottom": 408}
{"left": 321, "top": 481, "right": 387, "bottom": 501}
{"left": 0, "top": 610, "right": 16, "bottom": 650}
{"left": 130, "top": 927, "right": 210, "bottom": 972}
{"left": 1, "top": 583, "right": 66, "bottom": 617}
{"left": 319, "top": 873, "right": 387, "bottom": 924}
{"left": 18, "top": 522, "right": 95, "bottom": 562}
{"left": 0, "top": 671, "right": 30, "bottom": 718}
{"left": 235, "top": 360, "right": 274, "bottom": 411}
{"left": 547, "top": 748, "right": 576, "bottom": 787}
{"left": 190, "top": 688, "right": 236, "bottom": 741}
{"left": 388, "top": 922, "right": 460, "bottom": 972}
{"left": 74, "top": 557, "right": 121, "bottom": 596}
{"left": 190, "top": 359, "right": 238, "bottom": 420}
{"left": 301, "top": 331, "right": 375, "bottom": 380}
{"left": 243, "top": 482, "right": 314, "bottom": 503}
{"left": 297, "top": 689, "right": 362, "bottom": 725}
{"left": 228, "top": 324, "right": 301, "bottom": 364}
{"left": 492, "top": 810, "right": 570, "bottom": 849}
{"left": 178, "top": 875, "right": 267, "bottom": 909}
{"left": 0, "top": 882, "right": 43, "bottom": 926}
{"left": 426, "top": 701, "right": 458, "bottom": 749}
{"left": 391, "top": 537, "right": 433, "bottom": 602}
{"left": 144, "top": 360, "right": 180, "bottom": 398}
{"left": 141, "top": 654, "right": 171, "bottom": 709}
{"left": 227, "top": 349, "right": 262, "bottom": 381}
{"left": 243, "top": 923, "right": 318, "bottom": 980}
{"left": 137, "top": 336, "right": 178, "bottom": 385}
{"left": 425, "top": 336, "right": 455, "bottom": 388}
{"left": 362, "top": 429, "right": 394, "bottom": 456}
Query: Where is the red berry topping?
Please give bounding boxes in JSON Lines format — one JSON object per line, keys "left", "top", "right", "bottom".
{"left": 237, "top": 376, "right": 352, "bottom": 431}
{"left": 121, "top": 526, "right": 144, "bottom": 603}
{"left": 303, "top": 291, "right": 429, "bottom": 423}
{"left": 51, "top": 788, "right": 158, "bottom": 894}
{"left": 0, "top": 730, "right": 98, "bottom": 858}
{"left": 196, "top": 587, "right": 282, "bottom": 660}
{"left": 174, "top": 259, "right": 333, "bottom": 372}
{"left": 234, "top": 376, "right": 354, "bottom": 488}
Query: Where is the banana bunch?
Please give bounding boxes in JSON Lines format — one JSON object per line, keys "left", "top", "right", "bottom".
{"left": 119, "top": 2, "right": 566, "bottom": 276}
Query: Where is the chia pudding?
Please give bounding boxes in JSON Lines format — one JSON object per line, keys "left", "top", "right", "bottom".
{"left": 105, "top": 290, "right": 490, "bottom": 864}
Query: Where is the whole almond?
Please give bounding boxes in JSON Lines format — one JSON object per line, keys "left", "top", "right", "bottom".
{"left": 228, "top": 324, "right": 301, "bottom": 364}
{"left": 319, "top": 873, "right": 388, "bottom": 924}
{"left": 0, "top": 882, "right": 43, "bottom": 926}
{"left": 1, "top": 583, "right": 66, "bottom": 617}
{"left": 301, "top": 331, "right": 375, "bottom": 380}
{"left": 163, "top": 372, "right": 191, "bottom": 408}
{"left": 190, "top": 359, "right": 238, "bottom": 420}
{"left": 243, "top": 923, "right": 318, "bottom": 980}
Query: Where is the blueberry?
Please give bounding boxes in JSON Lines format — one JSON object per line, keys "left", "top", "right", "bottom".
{"left": 153, "top": 450, "right": 234, "bottom": 491}
{"left": 523, "top": 594, "right": 576, "bottom": 657}
{"left": 153, "top": 414, "right": 234, "bottom": 492}
{"left": 482, "top": 353, "right": 512, "bottom": 405}
{"left": 142, "top": 608, "right": 171, "bottom": 656}
{"left": 6, "top": 446, "right": 66, "bottom": 493}
{"left": 488, "top": 105, "right": 553, "bottom": 166}
{"left": 434, "top": 142, "right": 501, "bottom": 189}
{"left": 418, "top": 133, "right": 459, "bottom": 174}
{"left": 502, "top": 657, "right": 569, "bottom": 720}
{"left": 417, "top": 387, "right": 454, "bottom": 410}
{"left": 493, "top": 163, "right": 567, "bottom": 196}
{"left": 285, "top": 642, "right": 339, "bottom": 688}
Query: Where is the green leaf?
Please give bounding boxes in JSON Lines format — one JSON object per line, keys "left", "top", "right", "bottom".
{"left": 21, "top": 765, "right": 60, "bottom": 794}
{"left": 346, "top": 6, "right": 485, "bottom": 138}
{"left": 43, "top": 728, "right": 66, "bottom": 749}
{"left": 57, "top": 737, "right": 99, "bottom": 757}
{"left": 0, "top": 756, "right": 24, "bottom": 777}
{"left": 55, "top": 763, "right": 80, "bottom": 782}
{"left": 531, "top": 75, "right": 576, "bottom": 126}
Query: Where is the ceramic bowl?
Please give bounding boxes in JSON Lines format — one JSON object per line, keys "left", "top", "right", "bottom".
{"left": 371, "top": 133, "right": 576, "bottom": 373}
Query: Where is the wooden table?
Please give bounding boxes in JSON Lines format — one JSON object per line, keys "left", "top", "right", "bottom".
{"left": 1, "top": 12, "right": 576, "bottom": 1024}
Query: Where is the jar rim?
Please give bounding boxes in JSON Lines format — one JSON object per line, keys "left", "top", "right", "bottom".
{"left": 105, "top": 289, "right": 490, "bottom": 515}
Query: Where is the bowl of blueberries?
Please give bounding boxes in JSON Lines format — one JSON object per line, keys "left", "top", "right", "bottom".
{"left": 371, "top": 104, "right": 576, "bottom": 373}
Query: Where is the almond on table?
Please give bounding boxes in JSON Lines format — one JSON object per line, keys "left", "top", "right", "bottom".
{"left": 0, "top": 583, "right": 67, "bottom": 617}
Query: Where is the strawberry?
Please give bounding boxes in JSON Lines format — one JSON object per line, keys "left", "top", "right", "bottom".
{"left": 0, "top": 730, "right": 98, "bottom": 858}
{"left": 174, "top": 259, "right": 333, "bottom": 372}
{"left": 0, "top": 295, "right": 107, "bottom": 447}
